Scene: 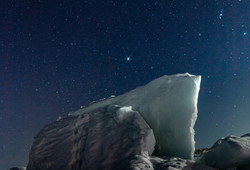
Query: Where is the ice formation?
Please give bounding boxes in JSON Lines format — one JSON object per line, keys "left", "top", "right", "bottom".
{"left": 70, "top": 73, "right": 201, "bottom": 159}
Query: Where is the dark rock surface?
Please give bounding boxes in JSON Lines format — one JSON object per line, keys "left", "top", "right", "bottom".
{"left": 128, "top": 153, "right": 218, "bottom": 170}
{"left": 8, "top": 167, "right": 26, "bottom": 170}
{"left": 27, "top": 105, "right": 155, "bottom": 170}
{"left": 196, "top": 133, "right": 250, "bottom": 169}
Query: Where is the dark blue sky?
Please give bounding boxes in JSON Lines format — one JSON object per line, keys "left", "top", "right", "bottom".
{"left": 1, "top": 0, "right": 250, "bottom": 168}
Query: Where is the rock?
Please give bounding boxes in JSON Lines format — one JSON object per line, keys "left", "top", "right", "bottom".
{"left": 27, "top": 105, "right": 155, "bottom": 170}
{"left": 128, "top": 153, "right": 218, "bottom": 170}
{"left": 9, "top": 167, "right": 26, "bottom": 170}
{"left": 196, "top": 133, "right": 250, "bottom": 169}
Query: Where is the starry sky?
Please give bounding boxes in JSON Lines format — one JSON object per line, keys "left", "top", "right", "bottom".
{"left": 1, "top": 0, "right": 250, "bottom": 169}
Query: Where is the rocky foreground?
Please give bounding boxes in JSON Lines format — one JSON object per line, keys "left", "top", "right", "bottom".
{"left": 26, "top": 105, "right": 217, "bottom": 170}
{"left": 9, "top": 74, "right": 250, "bottom": 170}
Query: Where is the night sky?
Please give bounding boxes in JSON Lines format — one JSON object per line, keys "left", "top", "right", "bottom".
{"left": 1, "top": 0, "right": 250, "bottom": 168}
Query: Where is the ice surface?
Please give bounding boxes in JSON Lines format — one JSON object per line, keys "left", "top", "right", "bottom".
{"left": 70, "top": 73, "right": 201, "bottom": 159}
{"left": 196, "top": 133, "right": 250, "bottom": 169}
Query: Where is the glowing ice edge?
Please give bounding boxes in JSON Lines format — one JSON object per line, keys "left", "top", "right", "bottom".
{"left": 69, "top": 73, "right": 201, "bottom": 160}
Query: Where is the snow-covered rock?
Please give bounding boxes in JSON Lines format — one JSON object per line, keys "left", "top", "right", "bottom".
{"left": 70, "top": 73, "right": 201, "bottom": 159}
{"left": 26, "top": 105, "right": 155, "bottom": 170}
{"left": 128, "top": 153, "right": 218, "bottom": 170}
{"left": 196, "top": 133, "right": 250, "bottom": 169}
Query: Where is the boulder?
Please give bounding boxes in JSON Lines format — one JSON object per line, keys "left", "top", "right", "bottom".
{"left": 196, "top": 133, "right": 250, "bottom": 169}
{"left": 128, "top": 153, "right": 218, "bottom": 170}
{"left": 9, "top": 167, "right": 26, "bottom": 170}
{"left": 27, "top": 105, "right": 155, "bottom": 170}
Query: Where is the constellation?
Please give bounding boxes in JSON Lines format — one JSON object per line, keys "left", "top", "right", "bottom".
{"left": 218, "top": 9, "right": 224, "bottom": 19}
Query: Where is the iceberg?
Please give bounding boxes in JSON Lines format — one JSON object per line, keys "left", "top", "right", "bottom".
{"left": 70, "top": 73, "right": 201, "bottom": 159}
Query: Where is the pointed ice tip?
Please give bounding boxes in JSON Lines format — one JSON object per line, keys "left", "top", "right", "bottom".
{"left": 178, "top": 72, "right": 191, "bottom": 76}
{"left": 165, "top": 73, "right": 198, "bottom": 77}
{"left": 177, "top": 73, "right": 198, "bottom": 77}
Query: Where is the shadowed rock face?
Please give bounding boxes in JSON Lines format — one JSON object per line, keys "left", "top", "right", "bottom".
{"left": 196, "top": 133, "right": 250, "bottom": 169}
{"left": 9, "top": 166, "right": 26, "bottom": 170}
{"left": 9, "top": 167, "right": 26, "bottom": 170}
{"left": 27, "top": 105, "right": 155, "bottom": 170}
{"left": 128, "top": 154, "right": 218, "bottom": 170}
